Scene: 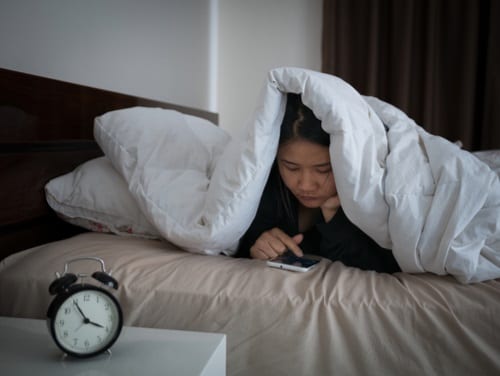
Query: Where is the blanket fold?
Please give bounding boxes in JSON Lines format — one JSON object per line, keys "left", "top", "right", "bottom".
{"left": 94, "top": 67, "right": 500, "bottom": 283}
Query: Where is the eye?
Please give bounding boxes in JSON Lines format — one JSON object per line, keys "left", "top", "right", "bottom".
{"left": 316, "top": 167, "right": 332, "bottom": 174}
{"left": 280, "top": 161, "right": 300, "bottom": 172}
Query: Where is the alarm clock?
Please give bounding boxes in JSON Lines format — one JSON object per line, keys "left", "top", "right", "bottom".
{"left": 47, "top": 256, "right": 123, "bottom": 358}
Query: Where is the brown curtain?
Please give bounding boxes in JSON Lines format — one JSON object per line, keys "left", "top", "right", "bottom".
{"left": 322, "top": 0, "right": 500, "bottom": 151}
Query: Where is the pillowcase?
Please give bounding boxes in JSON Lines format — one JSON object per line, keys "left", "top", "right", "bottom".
{"left": 45, "top": 156, "right": 160, "bottom": 238}
{"left": 93, "top": 106, "right": 237, "bottom": 254}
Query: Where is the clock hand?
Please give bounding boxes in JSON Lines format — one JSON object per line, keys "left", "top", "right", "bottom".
{"left": 88, "top": 320, "right": 104, "bottom": 328}
{"left": 73, "top": 300, "right": 90, "bottom": 323}
{"left": 73, "top": 300, "right": 86, "bottom": 317}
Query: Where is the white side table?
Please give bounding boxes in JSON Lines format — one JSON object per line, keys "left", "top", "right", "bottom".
{"left": 0, "top": 316, "right": 226, "bottom": 376}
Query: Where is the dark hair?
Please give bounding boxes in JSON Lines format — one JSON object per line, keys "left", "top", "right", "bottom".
{"left": 275, "top": 93, "right": 330, "bottom": 225}
{"left": 279, "top": 93, "right": 329, "bottom": 147}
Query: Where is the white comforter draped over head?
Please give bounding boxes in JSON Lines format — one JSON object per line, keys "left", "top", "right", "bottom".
{"left": 94, "top": 67, "right": 500, "bottom": 283}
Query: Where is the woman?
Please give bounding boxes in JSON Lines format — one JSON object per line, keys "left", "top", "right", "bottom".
{"left": 237, "top": 93, "right": 400, "bottom": 273}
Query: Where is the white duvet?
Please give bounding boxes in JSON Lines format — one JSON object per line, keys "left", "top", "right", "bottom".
{"left": 94, "top": 67, "right": 500, "bottom": 283}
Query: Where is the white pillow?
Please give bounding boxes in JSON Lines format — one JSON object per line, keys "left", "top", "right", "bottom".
{"left": 93, "top": 106, "right": 236, "bottom": 253}
{"left": 45, "top": 156, "right": 160, "bottom": 238}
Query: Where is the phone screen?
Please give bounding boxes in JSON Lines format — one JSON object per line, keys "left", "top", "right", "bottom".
{"left": 266, "top": 251, "right": 320, "bottom": 272}
{"left": 276, "top": 253, "right": 319, "bottom": 268}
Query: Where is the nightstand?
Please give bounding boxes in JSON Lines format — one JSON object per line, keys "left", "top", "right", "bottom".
{"left": 0, "top": 316, "right": 226, "bottom": 375}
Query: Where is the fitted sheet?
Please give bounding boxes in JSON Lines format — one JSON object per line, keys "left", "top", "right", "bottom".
{"left": 1, "top": 232, "right": 499, "bottom": 375}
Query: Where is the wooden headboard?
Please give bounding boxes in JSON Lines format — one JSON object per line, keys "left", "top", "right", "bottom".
{"left": 0, "top": 68, "right": 218, "bottom": 260}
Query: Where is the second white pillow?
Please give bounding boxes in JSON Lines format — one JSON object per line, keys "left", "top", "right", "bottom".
{"left": 45, "top": 156, "right": 160, "bottom": 238}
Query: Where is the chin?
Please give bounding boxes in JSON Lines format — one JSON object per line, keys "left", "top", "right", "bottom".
{"left": 299, "top": 199, "right": 322, "bottom": 208}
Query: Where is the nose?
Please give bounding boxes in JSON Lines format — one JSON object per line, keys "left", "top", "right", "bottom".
{"left": 297, "top": 170, "right": 317, "bottom": 191}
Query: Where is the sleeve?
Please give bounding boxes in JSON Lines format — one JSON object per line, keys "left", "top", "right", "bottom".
{"left": 235, "top": 180, "right": 280, "bottom": 258}
{"left": 316, "top": 207, "right": 401, "bottom": 273}
{"left": 236, "top": 215, "right": 273, "bottom": 258}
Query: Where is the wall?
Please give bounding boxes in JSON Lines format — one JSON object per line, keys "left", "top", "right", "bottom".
{"left": 0, "top": 0, "right": 322, "bottom": 134}
{"left": 0, "top": 0, "right": 214, "bottom": 111}
{"left": 218, "top": 0, "right": 322, "bottom": 135}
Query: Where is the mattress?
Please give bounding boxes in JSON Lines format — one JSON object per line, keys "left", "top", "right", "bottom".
{"left": 1, "top": 232, "right": 499, "bottom": 375}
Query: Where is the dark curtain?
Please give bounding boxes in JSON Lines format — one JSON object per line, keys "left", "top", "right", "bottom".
{"left": 322, "top": 0, "right": 500, "bottom": 151}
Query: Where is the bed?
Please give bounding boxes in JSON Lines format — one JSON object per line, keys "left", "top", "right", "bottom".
{"left": 1, "top": 68, "right": 500, "bottom": 376}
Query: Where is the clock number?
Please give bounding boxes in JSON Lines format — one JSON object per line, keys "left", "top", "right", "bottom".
{"left": 84, "top": 340, "right": 90, "bottom": 348}
{"left": 59, "top": 319, "right": 65, "bottom": 327}
{"left": 73, "top": 338, "right": 79, "bottom": 346}
{"left": 63, "top": 330, "right": 69, "bottom": 338}
{"left": 104, "top": 302, "right": 110, "bottom": 311}
{"left": 64, "top": 307, "right": 71, "bottom": 315}
{"left": 84, "top": 294, "right": 90, "bottom": 302}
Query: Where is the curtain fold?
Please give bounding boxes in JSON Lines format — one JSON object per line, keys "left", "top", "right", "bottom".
{"left": 322, "top": 0, "right": 499, "bottom": 151}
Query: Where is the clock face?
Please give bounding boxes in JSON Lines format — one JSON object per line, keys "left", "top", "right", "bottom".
{"left": 50, "top": 286, "right": 122, "bottom": 357}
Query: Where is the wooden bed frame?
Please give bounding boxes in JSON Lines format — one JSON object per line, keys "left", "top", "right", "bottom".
{"left": 0, "top": 68, "right": 218, "bottom": 260}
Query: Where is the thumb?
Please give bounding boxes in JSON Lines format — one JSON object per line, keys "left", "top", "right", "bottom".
{"left": 292, "top": 233, "right": 304, "bottom": 245}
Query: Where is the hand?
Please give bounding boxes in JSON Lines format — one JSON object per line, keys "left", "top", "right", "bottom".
{"left": 320, "top": 194, "right": 340, "bottom": 223}
{"left": 250, "top": 227, "right": 303, "bottom": 260}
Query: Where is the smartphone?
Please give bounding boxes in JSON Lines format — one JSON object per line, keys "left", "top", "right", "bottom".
{"left": 266, "top": 252, "right": 320, "bottom": 272}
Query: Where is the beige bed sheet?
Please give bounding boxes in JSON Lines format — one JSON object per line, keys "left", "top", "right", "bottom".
{"left": 1, "top": 232, "right": 499, "bottom": 375}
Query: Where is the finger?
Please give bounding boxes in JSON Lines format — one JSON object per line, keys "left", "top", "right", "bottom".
{"left": 252, "top": 236, "right": 281, "bottom": 259}
{"left": 267, "top": 236, "right": 289, "bottom": 257}
{"left": 285, "top": 242, "right": 304, "bottom": 257}
{"left": 250, "top": 247, "right": 271, "bottom": 260}
{"left": 258, "top": 230, "right": 288, "bottom": 256}
{"left": 290, "top": 234, "right": 304, "bottom": 256}
{"left": 270, "top": 228, "right": 304, "bottom": 257}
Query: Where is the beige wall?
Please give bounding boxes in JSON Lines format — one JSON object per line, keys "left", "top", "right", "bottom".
{"left": 0, "top": 0, "right": 214, "bottom": 111}
{"left": 0, "top": 0, "right": 322, "bottom": 135}
{"left": 218, "top": 0, "right": 323, "bottom": 135}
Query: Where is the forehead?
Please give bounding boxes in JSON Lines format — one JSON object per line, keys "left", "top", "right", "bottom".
{"left": 278, "top": 139, "right": 330, "bottom": 165}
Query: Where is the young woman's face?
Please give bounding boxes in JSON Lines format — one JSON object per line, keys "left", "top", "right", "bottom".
{"left": 277, "top": 139, "right": 337, "bottom": 208}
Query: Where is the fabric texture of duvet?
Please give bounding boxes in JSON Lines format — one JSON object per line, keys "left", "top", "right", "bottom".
{"left": 93, "top": 67, "right": 500, "bottom": 283}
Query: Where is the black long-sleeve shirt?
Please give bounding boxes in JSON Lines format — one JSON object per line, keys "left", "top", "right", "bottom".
{"left": 237, "top": 169, "right": 401, "bottom": 274}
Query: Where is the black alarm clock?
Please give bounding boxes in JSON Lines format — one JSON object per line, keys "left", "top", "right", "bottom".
{"left": 47, "top": 257, "right": 123, "bottom": 358}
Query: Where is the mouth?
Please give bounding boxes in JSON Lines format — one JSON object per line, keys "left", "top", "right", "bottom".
{"left": 297, "top": 195, "right": 320, "bottom": 204}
